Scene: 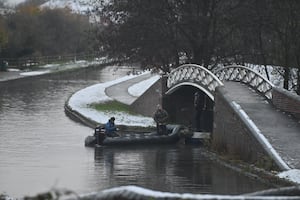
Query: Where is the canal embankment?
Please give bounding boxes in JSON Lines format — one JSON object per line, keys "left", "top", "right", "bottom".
{"left": 0, "top": 60, "right": 108, "bottom": 87}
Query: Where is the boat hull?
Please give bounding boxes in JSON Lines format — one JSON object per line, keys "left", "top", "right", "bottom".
{"left": 85, "top": 124, "right": 182, "bottom": 147}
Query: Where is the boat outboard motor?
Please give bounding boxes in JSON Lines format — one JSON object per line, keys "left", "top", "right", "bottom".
{"left": 94, "top": 126, "right": 105, "bottom": 145}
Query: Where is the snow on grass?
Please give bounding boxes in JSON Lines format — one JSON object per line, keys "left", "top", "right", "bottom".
{"left": 40, "top": 64, "right": 60, "bottom": 69}
{"left": 68, "top": 72, "right": 156, "bottom": 127}
{"left": 20, "top": 70, "right": 51, "bottom": 76}
{"left": 17, "top": 58, "right": 105, "bottom": 76}
{"left": 7, "top": 68, "right": 20, "bottom": 72}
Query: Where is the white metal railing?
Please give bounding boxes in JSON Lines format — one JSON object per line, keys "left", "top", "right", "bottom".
{"left": 214, "top": 65, "right": 274, "bottom": 100}
{"left": 167, "top": 64, "right": 224, "bottom": 99}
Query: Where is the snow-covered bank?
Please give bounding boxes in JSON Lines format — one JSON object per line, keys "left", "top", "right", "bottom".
{"left": 68, "top": 71, "right": 157, "bottom": 127}
{"left": 20, "top": 70, "right": 51, "bottom": 76}
{"left": 7, "top": 57, "right": 109, "bottom": 76}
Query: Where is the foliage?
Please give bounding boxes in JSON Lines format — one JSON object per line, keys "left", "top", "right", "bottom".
{"left": 97, "top": 0, "right": 233, "bottom": 71}
{"left": 1, "top": 0, "right": 300, "bottom": 93}
{"left": 0, "top": 17, "right": 8, "bottom": 49}
{"left": 94, "top": 0, "right": 300, "bottom": 93}
{"left": 0, "top": 3, "right": 94, "bottom": 60}
{"left": 0, "top": 194, "right": 8, "bottom": 200}
{"left": 255, "top": 155, "right": 276, "bottom": 171}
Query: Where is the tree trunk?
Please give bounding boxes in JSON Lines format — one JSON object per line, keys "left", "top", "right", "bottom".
{"left": 283, "top": 67, "right": 290, "bottom": 90}
{"left": 297, "top": 68, "right": 300, "bottom": 95}
{"left": 283, "top": 45, "right": 290, "bottom": 90}
{"left": 258, "top": 27, "right": 270, "bottom": 81}
{"left": 192, "top": 45, "right": 204, "bottom": 66}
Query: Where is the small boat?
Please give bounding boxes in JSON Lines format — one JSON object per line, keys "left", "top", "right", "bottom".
{"left": 85, "top": 124, "right": 182, "bottom": 147}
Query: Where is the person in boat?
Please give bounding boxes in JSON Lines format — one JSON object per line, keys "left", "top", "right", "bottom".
{"left": 105, "top": 117, "right": 119, "bottom": 137}
{"left": 153, "top": 104, "right": 169, "bottom": 135}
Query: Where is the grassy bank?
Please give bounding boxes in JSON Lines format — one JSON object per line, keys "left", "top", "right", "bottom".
{"left": 90, "top": 100, "right": 137, "bottom": 115}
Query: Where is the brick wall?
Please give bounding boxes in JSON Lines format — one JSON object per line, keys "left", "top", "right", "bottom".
{"left": 272, "top": 87, "right": 300, "bottom": 120}
{"left": 212, "top": 86, "right": 272, "bottom": 166}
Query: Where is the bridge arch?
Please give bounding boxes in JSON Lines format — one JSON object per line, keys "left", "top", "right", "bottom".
{"left": 165, "top": 64, "right": 223, "bottom": 131}
{"left": 166, "top": 64, "right": 224, "bottom": 101}
{"left": 214, "top": 65, "right": 274, "bottom": 100}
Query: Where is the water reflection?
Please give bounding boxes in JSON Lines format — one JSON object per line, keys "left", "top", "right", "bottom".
{"left": 0, "top": 65, "right": 271, "bottom": 198}
{"left": 93, "top": 145, "right": 269, "bottom": 194}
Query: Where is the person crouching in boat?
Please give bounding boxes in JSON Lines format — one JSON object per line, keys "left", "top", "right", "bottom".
{"left": 153, "top": 104, "right": 169, "bottom": 135}
{"left": 105, "top": 117, "right": 119, "bottom": 137}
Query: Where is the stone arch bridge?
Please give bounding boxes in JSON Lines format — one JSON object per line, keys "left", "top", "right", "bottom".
{"left": 164, "top": 64, "right": 300, "bottom": 171}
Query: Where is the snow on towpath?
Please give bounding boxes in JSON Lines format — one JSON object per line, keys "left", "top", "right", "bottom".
{"left": 68, "top": 71, "right": 159, "bottom": 127}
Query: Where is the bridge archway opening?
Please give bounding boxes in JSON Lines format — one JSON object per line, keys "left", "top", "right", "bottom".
{"left": 164, "top": 85, "right": 214, "bottom": 132}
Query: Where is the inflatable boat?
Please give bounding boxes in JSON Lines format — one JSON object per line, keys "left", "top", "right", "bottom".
{"left": 85, "top": 124, "right": 182, "bottom": 147}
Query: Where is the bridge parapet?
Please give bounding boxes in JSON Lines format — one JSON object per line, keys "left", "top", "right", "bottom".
{"left": 214, "top": 65, "right": 274, "bottom": 100}
{"left": 166, "top": 64, "right": 223, "bottom": 100}
{"left": 272, "top": 87, "right": 300, "bottom": 120}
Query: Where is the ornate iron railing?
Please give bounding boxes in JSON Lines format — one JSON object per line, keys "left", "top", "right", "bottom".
{"left": 214, "top": 65, "right": 274, "bottom": 100}
{"left": 166, "top": 64, "right": 224, "bottom": 100}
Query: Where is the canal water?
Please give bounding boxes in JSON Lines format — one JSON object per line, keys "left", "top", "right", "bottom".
{"left": 0, "top": 65, "right": 271, "bottom": 198}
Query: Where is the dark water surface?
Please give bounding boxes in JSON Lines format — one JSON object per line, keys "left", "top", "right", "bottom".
{"left": 0, "top": 65, "right": 271, "bottom": 198}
